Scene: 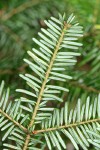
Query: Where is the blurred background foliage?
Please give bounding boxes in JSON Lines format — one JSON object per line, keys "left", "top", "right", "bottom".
{"left": 0, "top": 0, "right": 100, "bottom": 149}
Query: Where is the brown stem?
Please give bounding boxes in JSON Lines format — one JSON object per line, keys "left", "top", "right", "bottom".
{"left": 1, "top": 0, "right": 45, "bottom": 21}
{"left": 69, "top": 81, "right": 100, "bottom": 94}
{"left": 1, "top": 25, "right": 23, "bottom": 44}
{"left": 33, "top": 118, "right": 100, "bottom": 134}
{"left": 0, "top": 109, "right": 28, "bottom": 133}
{"left": 29, "top": 24, "right": 68, "bottom": 128}
{"left": 23, "top": 22, "right": 69, "bottom": 150}
{"left": 23, "top": 134, "right": 30, "bottom": 150}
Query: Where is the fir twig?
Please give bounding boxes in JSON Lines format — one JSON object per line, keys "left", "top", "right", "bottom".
{"left": 0, "top": 109, "right": 28, "bottom": 133}
{"left": 1, "top": 0, "right": 45, "bottom": 21}
{"left": 23, "top": 21, "right": 70, "bottom": 150}
{"left": 33, "top": 118, "right": 100, "bottom": 134}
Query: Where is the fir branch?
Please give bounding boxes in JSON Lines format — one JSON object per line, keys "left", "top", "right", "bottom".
{"left": 1, "top": 25, "right": 23, "bottom": 44}
{"left": 29, "top": 23, "right": 69, "bottom": 128}
{"left": 33, "top": 118, "right": 100, "bottom": 134}
{"left": 15, "top": 14, "right": 83, "bottom": 149}
{"left": 23, "top": 20, "right": 70, "bottom": 150}
{"left": 0, "top": 109, "right": 28, "bottom": 133}
{"left": 23, "top": 134, "right": 31, "bottom": 150}
{"left": 36, "top": 95, "right": 100, "bottom": 150}
{"left": 69, "top": 81, "right": 100, "bottom": 94}
{"left": 1, "top": 0, "right": 45, "bottom": 21}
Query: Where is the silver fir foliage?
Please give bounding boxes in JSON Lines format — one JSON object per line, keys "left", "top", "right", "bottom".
{"left": 0, "top": 13, "right": 100, "bottom": 150}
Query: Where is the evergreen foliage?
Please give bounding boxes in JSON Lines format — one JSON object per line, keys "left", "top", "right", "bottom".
{"left": 0, "top": 12, "right": 100, "bottom": 150}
